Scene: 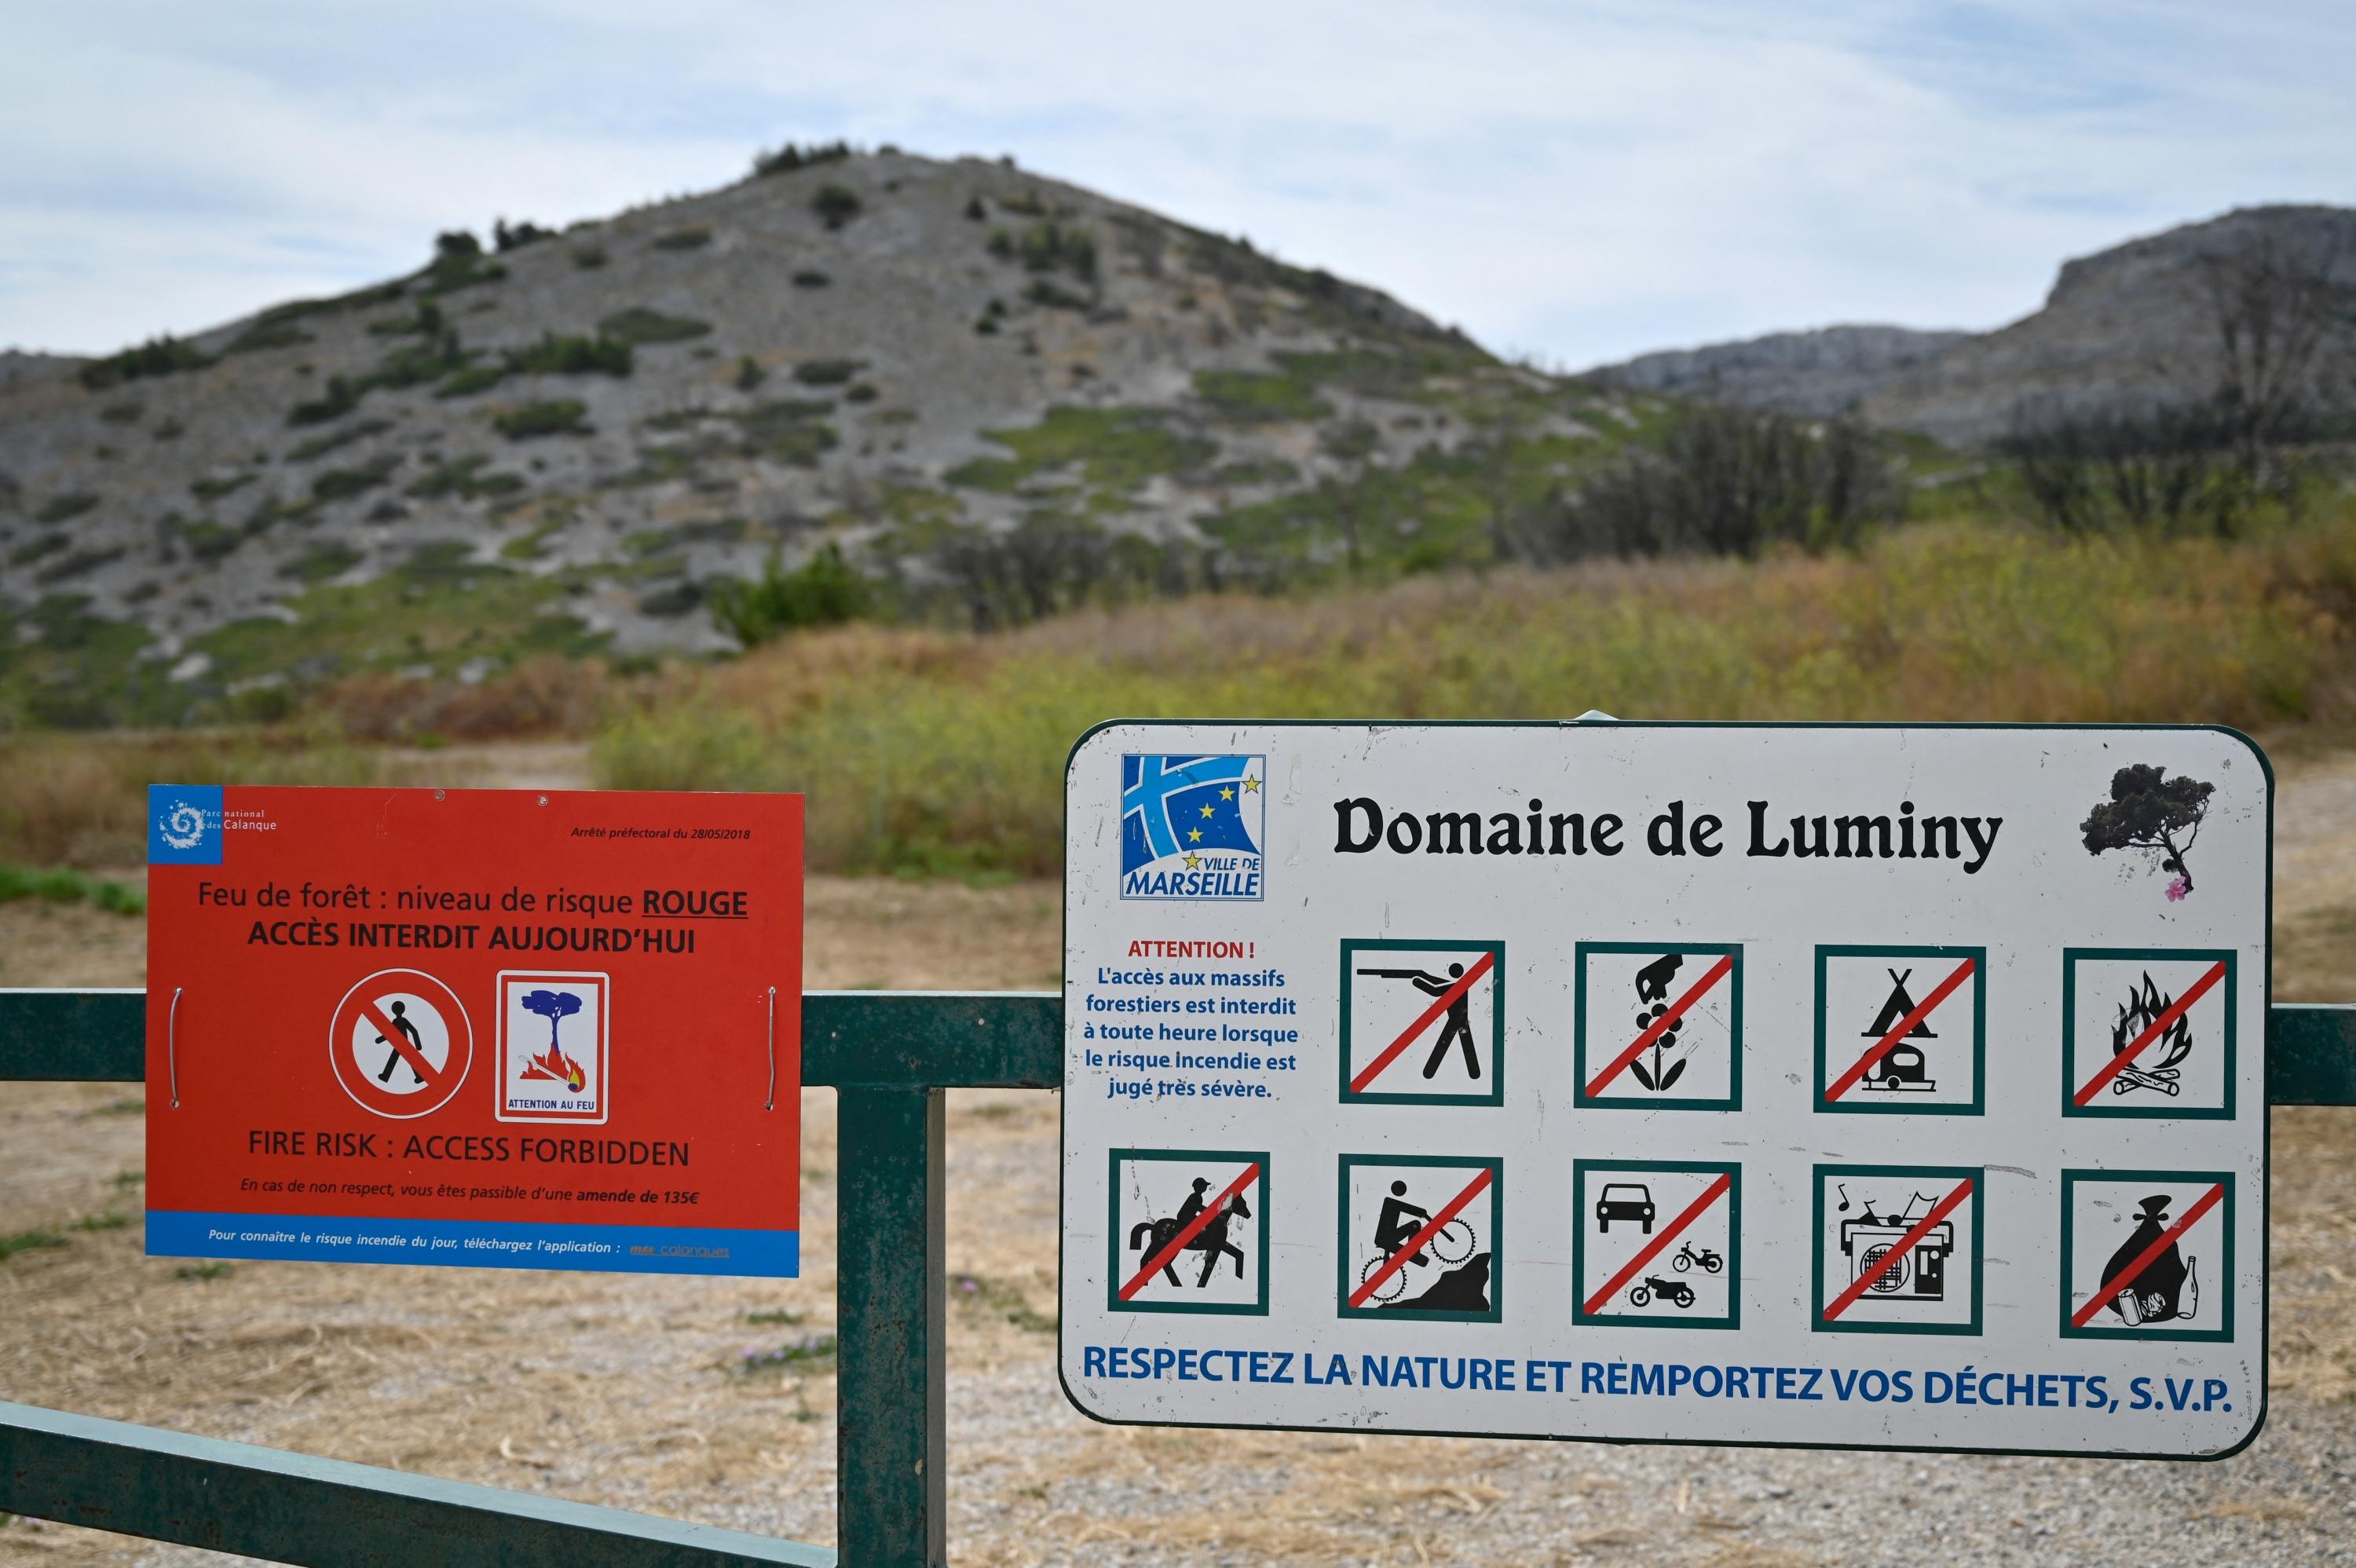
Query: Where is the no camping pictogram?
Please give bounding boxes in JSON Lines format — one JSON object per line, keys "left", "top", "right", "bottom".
{"left": 1339, "top": 939, "right": 1504, "bottom": 1106}
{"left": 2063, "top": 949, "right": 2237, "bottom": 1119}
{"left": 1573, "top": 1160, "right": 1740, "bottom": 1330}
{"left": 1575, "top": 942, "right": 1743, "bottom": 1110}
{"left": 328, "top": 968, "right": 473, "bottom": 1120}
{"left": 1812, "top": 1164, "right": 1984, "bottom": 1336}
{"left": 1338, "top": 1154, "right": 1502, "bottom": 1323}
{"left": 1108, "top": 1149, "right": 1268, "bottom": 1315}
{"left": 2062, "top": 1170, "right": 2235, "bottom": 1343}
{"left": 1814, "top": 945, "right": 1986, "bottom": 1115}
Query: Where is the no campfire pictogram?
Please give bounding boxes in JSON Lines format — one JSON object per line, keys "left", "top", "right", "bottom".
{"left": 328, "top": 968, "right": 472, "bottom": 1119}
{"left": 2065, "top": 950, "right": 2237, "bottom": 1117}
{"left": 1340, "top": 940, "right": 1504, "bottom": 1104}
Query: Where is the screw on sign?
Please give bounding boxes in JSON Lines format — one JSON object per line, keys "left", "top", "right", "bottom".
{"left": 327, "top": 969, "right": 472, "bottom": 1119}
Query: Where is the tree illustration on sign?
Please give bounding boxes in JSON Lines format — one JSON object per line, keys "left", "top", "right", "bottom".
{"left": 519, "top": 989, "right": 587, "bottom": 1092}
{"left": 2080, "top": 764, "right": 2214, "bottom": 899}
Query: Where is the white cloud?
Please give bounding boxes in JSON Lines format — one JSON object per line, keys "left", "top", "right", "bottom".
{"left": 2, "top": 1, "right": 2349, "bottom": 363}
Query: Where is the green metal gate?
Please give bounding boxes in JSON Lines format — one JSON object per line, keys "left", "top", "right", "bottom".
{"left": 2, "top": 989, "right": 2351, "bottom": 1567}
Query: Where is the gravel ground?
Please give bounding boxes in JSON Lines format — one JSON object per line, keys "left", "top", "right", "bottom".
{"left": 3, "top": 747, "right": 2354, "bottom": 1566}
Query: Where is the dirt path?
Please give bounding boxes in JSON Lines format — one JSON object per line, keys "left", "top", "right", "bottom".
{"left": 2, "top": 749, "right": 2354, "bottom": 1566}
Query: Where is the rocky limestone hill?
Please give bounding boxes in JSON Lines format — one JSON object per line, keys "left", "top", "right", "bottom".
{"left": 1588, "top": 205, "right": 2356, "bottom": 445}
{"left": 0, "top": 148, "right": 1624, "bottom": 726}
{"left": 1584, "top": 324, "right": 1971, "bottom": 418}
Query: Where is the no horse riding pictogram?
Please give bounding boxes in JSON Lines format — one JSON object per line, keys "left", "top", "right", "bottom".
{"left": 1109, "top": 1150, "right": 1268, "bottom": 1315}
{"left": 328, "top": 968, "right": 472, "bottom": 1119}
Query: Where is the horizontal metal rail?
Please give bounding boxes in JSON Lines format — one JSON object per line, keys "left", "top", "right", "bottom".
{"left": 1, "top": 989, "right": 2350, "bottom": 1568}
{"left": 0, "top": 989, "right": 1060, "bottom": 1568}
{"left": 0, "top": 1400, "right": 832, "bottom": 1568}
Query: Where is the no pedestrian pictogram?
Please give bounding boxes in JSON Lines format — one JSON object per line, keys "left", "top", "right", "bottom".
{"left": 328, "top": 968, "right": 473, "bottom": 1120}
{"left": 1339, "top": 940, "right": 1504, "bottom": 1106}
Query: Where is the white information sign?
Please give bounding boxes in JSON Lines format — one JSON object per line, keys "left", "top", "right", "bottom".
{"left": 1059, "top": 723, "right": 2270, "bottom": 1457}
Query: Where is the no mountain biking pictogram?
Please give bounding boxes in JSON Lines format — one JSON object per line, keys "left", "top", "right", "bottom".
{"left": 329, "top": 968, "right": 473, "bottom": 1119}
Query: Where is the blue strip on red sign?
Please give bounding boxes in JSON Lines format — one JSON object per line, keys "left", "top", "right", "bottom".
{"left": 146, "top": 1210, "right": 799, "bottom": 1277}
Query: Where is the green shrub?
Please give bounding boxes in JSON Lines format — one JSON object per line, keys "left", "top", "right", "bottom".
{"left": 0, "top": 864, "right": 144, "bottom": 915}
{"left": 845, "top": 382, "right": 879, "bottom": 404}
{"left": 598, "top": 308, "right": 712, "bottom": 345}
{"left": 190, "top": 473, "right": 255, "bottom": 502}
{"left": 493, "top": 400, "right": 590, "bottom": 440}
{"left": 736, "top": 356, "right": 766, "bottom": 390}
{"left": 98, "top": 400, "right": 143, "bottom": 425}
{"left": 792, "top": 269, "right": 830, "bottom": 288}
{"left": 225, "top": 321, "right": 312, "bottom": 354}
{"left": 573, "top": 245, "right": 608, "bottom": 270}
{"left": 287, "top": 418, "right": 393, "bottom": 463}
{"left": 1024, "top": 279, "right": 1089, "bottom": 311}
{"left": 990, "top": 221, "right": 1096, "bottom": 281}
{"left": 964, "top": 196, "right": 987, "bottom": 221}
{"left": 35, "top": 493, "right": 98, "bottom": 524}
{"left": 752, "top": 139, "right": 851, "bottom": 177}
{"left": 312, "top": 459, "right": 397, "bottom": 501}
{"left": 9, "top": 535, "right": 65, "bottom": 566}
{"left": 792, "top": 358, "right": 862, "bottom": 386}
{"left": 493, "top": 217, "right": 554, "bottom": 251}
{"left": 287, "top": 376, "right": 360, "bottom": 427}
{"left": 707, "top": 543, "right": 872, "bottom": 647}
{"left": 78, "top": 335, "right": 213, "bottom": 390}
{"left": 435, "top": 364, "right": 507, "bottom": 398}
{"left": 812, "top": 184, "right": 862, "bottom": 230}
{"left": 153, "top": 417, "right": 185, "bottom": 440}
{"left": 281, "top": 543, "right": 364, "bottom": 582}
{"left": 507, "top": 332, "right": 633, "bottom": 377}
{"left": 653, "top": 225, "right": 712, "bottom": 251}
{"left": 419, "top": 232, "right": 507, "bottom": 295}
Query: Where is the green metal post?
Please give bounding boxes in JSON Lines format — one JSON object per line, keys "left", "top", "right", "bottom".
{"left": 833, "top": 1087, "right": 946, "bottom": 1568}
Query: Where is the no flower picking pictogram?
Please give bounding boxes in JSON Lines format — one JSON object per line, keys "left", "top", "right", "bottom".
{"left": 145, "top": 786, "right": 803, "bottom": 1277}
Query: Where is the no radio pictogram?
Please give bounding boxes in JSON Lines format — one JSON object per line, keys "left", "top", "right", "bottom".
{"left": 328, "top": 968, "right": 473, "bottom": 1119}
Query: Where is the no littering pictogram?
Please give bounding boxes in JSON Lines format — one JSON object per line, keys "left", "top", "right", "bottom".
{"left": 329, "top": 968, "right": 472, "bottom": 1119}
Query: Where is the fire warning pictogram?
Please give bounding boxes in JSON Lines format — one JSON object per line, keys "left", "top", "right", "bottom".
{"left": 496, "top": 969, "right": 610, "bottom": 1124}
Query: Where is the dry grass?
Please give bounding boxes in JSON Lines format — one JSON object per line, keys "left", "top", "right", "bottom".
{"left": 596, "top": 512, "right": 2356, "bottom": 874}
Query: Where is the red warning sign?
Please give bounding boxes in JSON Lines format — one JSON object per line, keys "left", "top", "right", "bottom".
{"left": 145, "top": 786, "right": 803, "bottom": 1277}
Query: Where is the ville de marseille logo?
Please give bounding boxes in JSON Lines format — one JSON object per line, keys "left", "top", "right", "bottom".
{"left": 1120, "top": 755, "right": 1266, "bottom": 901}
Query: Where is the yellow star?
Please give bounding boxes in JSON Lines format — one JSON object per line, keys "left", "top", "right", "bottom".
{"left": 1183, "top": 853, "right": 1201, "bottom": 869}
{"left": 1188, "top": 828, "right": 1202, "bottom": 842}
{"left": 1199, "top": 802, "right": 1216, "bottom": 818}
{"left": 1220, "top": 786, "right": 1235, "bottom": 801}
{"left": 1242, "top": 776, "right": 1260, "bottom": 792}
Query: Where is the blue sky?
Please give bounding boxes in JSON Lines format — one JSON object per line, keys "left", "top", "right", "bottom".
{"left": 2, "top": 2, "right": 2349, "bottom": 365}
